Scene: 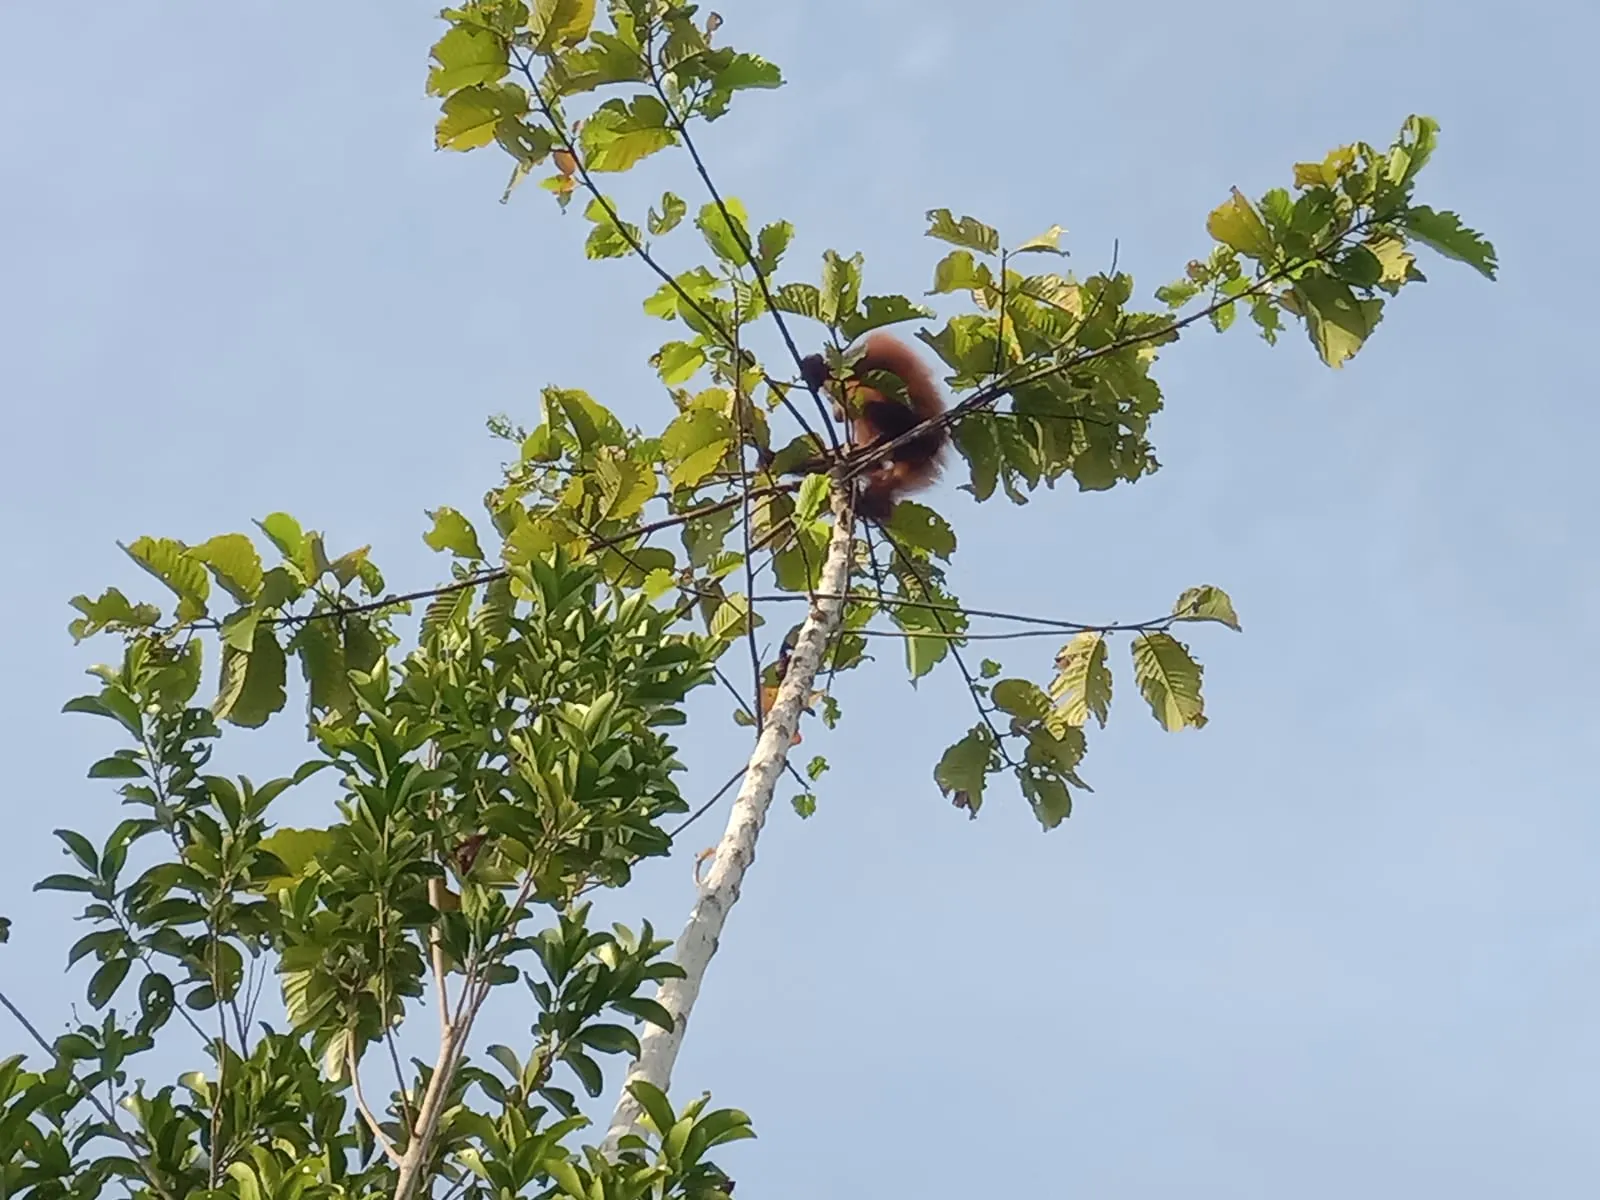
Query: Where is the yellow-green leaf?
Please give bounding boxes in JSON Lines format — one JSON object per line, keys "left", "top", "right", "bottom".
{"left": 426, "top": 24, "right": 509, "bottom": 97}
{"left": 424, "top": 508, "right": 486, "bottom": 560}
{"left": 67, "top": 588, "right": 161, "bottom": 643}
{"left": 654, "top": 341, "right": 706, "bottom": 385}
{"left": 1291, "top": 271, "right": 1383, "bottom": 368}
{"left": 929, "top": 249, "right": 993, "bottom": 296}
{"left": 991, "top": 678, "right": 1050, "bottom": 722}
{"left": 214, "top": 624, "right": 287, "bottom": 729}
{"left": 1050, "top": 631, "right": 1111, "bottom": 728}
{"left": 1172, "top": 585, "right": 1241, "bottom": 632}
{"left": 1206, "top": 187, "right": 1276, "bottom": 260}
{"left": 793, "top": 473, "right": 829, "bottom": 523}
{"left": 436, "top": 83, "right": 528, "bottom": 152}
{"left": 1130, "top": 632, "right": 1206, "bottom": 732}
{"left": 192, "top": 534, "right": 263, "bottom": 604}
{"left": 594, "top": 456, "right": 656, "bottom": 521}
{"left": 580, "top": 95, "right": 675, "bottom": 172}
{"left": 925, "top": 208, "right": 999, "bottom": 255}
{"left": 532, "top": 0, "right": 596, "bottom": 52}
{"left": 1013, "top": 224, "right": 1067, "bottom": 255}
{"left": 122, "top": 537, "right": 209, "bottom": 622}
{"left": 695, "top": 198, "right": 752, "bottom": 266}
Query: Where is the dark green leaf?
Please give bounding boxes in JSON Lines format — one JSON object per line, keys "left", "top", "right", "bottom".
{"left": 86, "top": 957, "right": 131, "bottom": 1009}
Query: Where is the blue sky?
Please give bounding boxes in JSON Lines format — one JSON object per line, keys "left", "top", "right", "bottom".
{"left": 3, "top": 2, "right": 1596, "bottom": 1196}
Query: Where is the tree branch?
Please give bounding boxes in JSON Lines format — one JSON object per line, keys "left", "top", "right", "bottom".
{"left": 603, "top": 494, "right": 857, "bottom": 1150}
{"left": 348, "top": 1041, "right": 404, "bottom": 1168}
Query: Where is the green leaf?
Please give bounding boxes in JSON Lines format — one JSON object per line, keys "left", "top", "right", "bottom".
{"left": 933, "top": 727, "right": 993, "bottom": 816}
{"left": 256, "top": 512, "right": 305, "bottom": 562}
{"left": 648, "top": 191, "right": 687, "bottom": 236}
{"left": 755, "top": 220, "right": 794, "bottom": 274}
{"left": 709, "top": 594, "right": 756, "bottom": 642}
{"left": 1156, "top": 279, "right": 1201, "bottom": 309}
{"left": 771, "top": 283, "right": 821, "bottom": 320}
{"left": 1130, "top": 632, "right": 1206, "bottom": 731}
{"left": 840, "top": 294, "right": 936, "bottom": 341}
{"left": 580, "top": 95, "right": 675, "bottom": 172}
{"left": 654, "top": 341, "right": 706, "bottom": 386}
{"left": 991, "top": 679, "right": 1050, "bottom": 722}
{"left": 1172, "top": 585, "right": 1241, "bottom": 631}
{"left": 137, "top": 973, "right": 175, "bottom": 1033}
{"left": 929, "top": 250, "right": 993, "bottom": 296}
{"left": 662, "top": 409, "right": 734, "bottom": 488}
{"left": 563, "top": 1048, "right": 604, "bottom": 1096}
{"left": 87, "top": 756, "right": 145, "bottom": 780}
{"left": 1206, "top": 188, "right": 1276, "bottom": 260}
{"left": 594, "top": 456, "right": 657, "bottom": 521}
{"left": 532, "top": 0, "right": 596, "bottom": 52}
{"left": 292, "top": 618, "right": 353, "bottom": 720}
{"left": 192, "top": 534, "right": 264, "bottom": 604}
{"left": 86, "top": 957, "right": 131, "bottom": 1009}
{"left": 642, "top": 266, "right": 719, "bottom": 320}
{"left": 67, "top": 929, "right": 122, "bottom": 967}
{"left": 426, "top": 24, "right": 510, "bottom": 96}
{"left": 54, "top": 829, "right": 98, "bottom": 874}
{"left": 584, "top": 202, "right": 640, "bottom": 258}
{"left": 925, "top": 209, "right": 999, "bottom": 255}
{"left": 1400, "top": 205, "right": 1498, "bottom": 280}
{"left": 436, "top": 83, "right": 528, "bottom": 153}
{"left": 883, "top": 501, "right": 955, "bottom": 560}
{"left": 1385, "top": 114, "right": 1439, "bottom": 188}
{"left": 1248, "top": 294, "right": 1284, "bottom": 343}
{"left": 122, "top": 536, "right": 209, "bottom": 622}
{"left": 572, "top": 1023, "right": 641, "bottom": 1056}
{"left": 819, "top": 250, "right": 862, "bottom": 327}
{"left": 214, "top": 624, "right": 288, "bottom": 729}
{"left": 627, "top": 1079, "right": 679, "bottom": 1135}
{"left": 1050, "top": 631, "right": 1112, "bottom": 728}
{"left": 257, "top": 566, "right": 303, "bottom": 610}
{"left": 1013, "top": 224, "right": 1067, "bottom": 255}
{"left": 556, "top": 31, "right": 649, "bottom": 94}
{"left": 708, "top": 51, "right": 781, "bottom": 93}
{"left": 34, "top": 874, "right": 97, "bottom": 894}
{"left": 67, "top": 588, "right": 160, "bottom": 642}
{"left": 1290, "top": 270, "right": 1383, "bottom": 368}
{"left": 695, "top": 198, "right": 752, "bottom": 266}
{"left": 793, "top": 473, "right": 829, "bottom": 523}
{"left": 546, "top": 386, "right": 626, "bottom": 450}
{"left": 424, "top": 508, "right": 486, "bottom": 560}
{"left": 698, "top": 51, "right": 783, "bottom": 120}
{"left": 1021, "top": 773, "right": 1072, "bottom": 830}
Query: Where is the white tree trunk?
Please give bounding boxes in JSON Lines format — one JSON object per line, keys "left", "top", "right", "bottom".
{"left": 604, "top": 505, "right": 855, "bottom": 1149}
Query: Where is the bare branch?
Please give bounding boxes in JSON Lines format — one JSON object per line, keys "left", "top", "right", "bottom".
{"left": 604, "top": 494, "right": 857, "bottom": 1150}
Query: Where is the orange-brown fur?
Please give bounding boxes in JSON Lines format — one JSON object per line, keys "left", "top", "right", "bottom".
{"left": 797, "top": 333, "right": 948, "bottom": 522}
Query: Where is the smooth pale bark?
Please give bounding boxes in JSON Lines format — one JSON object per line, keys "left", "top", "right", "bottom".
{"left": 604, "top": 507, "right": 855, "bottom": 1149}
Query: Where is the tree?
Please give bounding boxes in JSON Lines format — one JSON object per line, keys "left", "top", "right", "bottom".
{"left": 0, "top": 2, "right": 1496, "bottom": 1197}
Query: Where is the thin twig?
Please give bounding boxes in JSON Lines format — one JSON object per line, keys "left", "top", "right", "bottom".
{"left": 732, "top": 301, "right": 765, "bottom": 734}
{"left": 878, "top": 530, "right": 1013, "bottom": 765}
{"left": 751, "top": 590, "right": 1182, "bottom": 634}
{"left": 349, "top": 1042, "right": 405, "bottom": 1167}
{"left": 509, "top": 49, "right": 828, "bottom": 452}
{"left": 641, "top": 36, "right": 841, "bottom": 452}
